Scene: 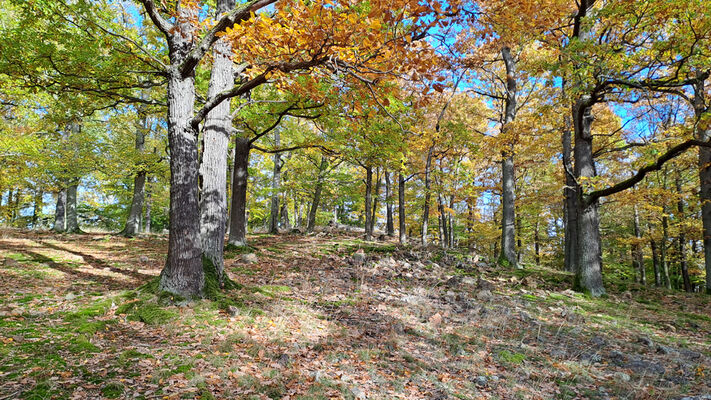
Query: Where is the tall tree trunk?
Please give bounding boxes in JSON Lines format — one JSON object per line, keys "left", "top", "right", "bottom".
{"left": 661, "top": 204, "right": 672, "bottom": 289}
{"left": 534, "top": 220, "right": 541, "bottom": 265}
{"left": 11, "top": 189, "right": 21, "bottom": 222}
{"left": 676, "top": 173, "right": 691, "bottom": 292}
{"left": 398, "top": 173, "right": 406, "bottom": 244}
{"left": 227, "top": 137, "right": 250, "bottom": 246}
{"left": 422, "top": 147, "right": 434, "bottom": 245}
{"left": 307, "top": 156, "right": 328, "bottom": 233}
{"left": 144, "top": 179, "right": 152, "bottom": 233}
{"left": 437, "top": 194, "right": 446, "bottom": 247}
{"left": 499, "top": 46, "right": 518, "bottom": 268}
{"left": 159, "top": 4, "right": 204, "bottom": 298}
{"left": 448, "top": 195, "right": 455, "bottom": 247}
{"left": 633, "top": 205, "right": 646, "bottom": 285}
{"left": 65, "top": 182, "right": 80, "bottom": 233}
{"left": 385, "top": 171, "right": 394, "bottom": 236}
{"left": 123, "top": 111, "right": 148, "bottom": 237}
{"left": 364, "top": 166, "right": 373, "bottom": 241}
{"left": 32, "top": 188, "right": 42, "bottom": 229}
{"left": 573, "top": 97, "right": 605, "bottom": 296}
{"left": 692, "top": 75, "right": 711, "bottom": 293}
{"left": 650, "top": 235, "right": 662, "bottom": 287}
{"left": 269, "top": 132, "right": 282, "bottom": 234}
{"left": 53, "top": 188, "right": 67, "bottom": 232}
{"left": 563, "top": 114, "right": 577, "bottom": 272}
{"left": 370, "top": 169, "right": 381, "bottom": 234}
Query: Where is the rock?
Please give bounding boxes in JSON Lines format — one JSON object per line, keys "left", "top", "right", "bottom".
{"left": 462, "top": 276, "right": 477, "bottom": 285}
{"left": 638, "top": 336, "right": 653, "bottom": 348}
{"left": 614, "top": 372, "right": 631, "bottom": 382}
{"left": 3, "top": 258, "right": 19, "bottom": 267}
{"left": 352, "top": 251, "right": 366, "bottom": 265}
{"left": 429, "top": 313, "right": 443, "bottom": 327}
{"left": 626, "top": 358, "right": 665, "bottom": 375}
{"left": 550, "top": 349, "right": 567, "bottom": 359}
{"left": 445, "top": 275, "right": 462, "bottom": 287}
{"left": 64, "top": 293, "right": 77, "bottom": 301}
{"left": 227, "top": 305, "right": 240, "bottom": 316}
{"left": 608, "top": 350, "right": 626, "bottom": 366}
{"left": 657, "top": 345, "right": 675, "bottom": 355}
{"left": 591, "top": 336, "right": 607, "bottom": 349}
{"left": 474, "top": 375, "right": 488, "bottom": 387}
{"left": 477, "top": 278, "right": 494, "bottom": 291}
{"left": 138, "top": 255, "right": 150, "bottom": 263}
{"left": 277, "top": 353, "right": 290, "bottom": 367}
{"left": 678, "top": 396, "right": 711, "bottom": 400}
{"left": 350, "top": 386, "right": 366, "bottom": 399}
{"left": 476, "top": 290, "right": 493, "bottom": 301}
{"left": 241, "top": 253, "right": 258, "bottom": 264}
{"left": 679, "top": 348, "right": 702, "bottom": 360}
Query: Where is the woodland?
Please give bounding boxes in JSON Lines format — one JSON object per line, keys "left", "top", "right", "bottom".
{"left": 1, "top": 0, "right": 711, "bottom": 399}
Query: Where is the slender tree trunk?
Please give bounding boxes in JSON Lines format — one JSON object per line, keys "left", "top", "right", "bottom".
{"left": 370, "top": 169, "right": 381, "bottom": 234}
{"left": 385, "top": 171, "right": 394, "bottom": 236}
{"left": 227, "top": 137, "right": 250, "bottom": 246}
{"left": 65, "top": 182, "right": 80, "bottom": 233}
{"left": 198, "top": 0, "right": 235, "bottom": 284}
{"left": 633, "top": 205, "right": 646, "bottom": 285}
{"left": 422, "top": 147, "right": 434, "bottom": 245}
{"left": 573, "top": 97, "right": 605, "bottom": 296}
{"left": 32, "top": 188, "right": 42, "bottom": 229}
{"left": 563, "top": 114, "right": 577, "bottom": 272}
{"left": 498, "top": 47, "right": 518, "bottom": 268}
{"left": 676, "top": 173, "right": 691, "bottom": 292}
{"left": 534, "top": 220, "right": 541, "bottom": 265}
{"left": 53, "top": 188, "right": 67, "bottom": 232}
{"left": 398, "top": 173, "right": 406, "bottom": 244}
{"left": 269, "top": 132, "right": 282, "bottom": 234}
{"left": 650, "top": 235, "right": 661, "bottom": 287}
{"left": 661, "top": 205, "right": 672, "bottom": 289}
{"left": 448, "top": 195, "right": 455, "bottom": 247}
{"left": 11, "top": 189, "right": 20, "bottom": 222}
{"left": 364, "top": 166, "right": 373, "bottom": 241}
{"left": 437, "top": 194, "right": 446, "bottom": 247}
{"left": 144, "top": 180, "right": 152, "bottom": 233}
{"left": 307, "top": 156, "right": 328, "bottom": 233}
{"left": 692, "top": 75, "right": 711, "bottom": 293}
{"left": 123, "top": 111, "right": 148, "bottom": 237}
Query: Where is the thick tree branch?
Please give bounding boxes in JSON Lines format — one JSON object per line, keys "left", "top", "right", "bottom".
{"left": 138, "top": 0, "right": 173, "bottom": 38}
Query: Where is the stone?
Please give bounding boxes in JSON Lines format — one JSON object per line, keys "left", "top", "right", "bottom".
{"left": 64, "top": 293, "right": 77, "bottom": 301}
{"left": 350, "top": 386, "right": 366, "bottom": 399}
{"left": 476, "top": 290, "right": 493, "bottom": 301}
{"left": 474, "top": 376, "right": 488, "bottom": 387}
{"left": 352, "top": 251, "right": 366, "bottom": 265}
{"left": 462, "top": 276, "right": 477, "bottom": 285}
{"left": 227, "top": 305, "right": 240, "bottom": 317}
{"left": 241, "top": 253, "right": 258, "bottom": 264}
{"left": 679, "top": 348, "right": 702, "bottom": 360}
{"left": 477, "top": 278, "right": 495, "bottom": 291}
{"left": 429, "top": 313, "right": 443, "bottom": 327}
{"left": 591, "top": 336, "right": 607, "bottom": 349}
{"left": 277, "top": 353, "right": 290, "bottom": 367}
{"left": 138, "top": 255, "right": 150, "bottom": 263}
{"left": 614, "top": 372, "right": 631, "bottom": 382}
{"left": 638, "top": 336, "right": 653, "bottom": 348}
{"left": 656, "top": 345, "right": 675, "bottom": 355}
{"left": 626, "top": 358, "right": 665, "bottom": 375}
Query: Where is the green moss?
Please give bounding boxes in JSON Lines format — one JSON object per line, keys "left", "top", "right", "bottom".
{"left": 64, "top": 298, "right": 112, "bottom": 322}
{"left": 22, "top": 381, "right": 57, "bottom": 400}
{"left": 498, "top": 350, "right": 526, "bottom": 365}
{"left": 203, "top": 255, "right": 241, "bottom": 301}
{"left": 69, "top": 336, "right": 100, "bottom": 353}
{"left": 101, "top": 382, "right": 124, "bottom": 398}
{"left": 125, "top": 303, "right": 177, "bottom": 325}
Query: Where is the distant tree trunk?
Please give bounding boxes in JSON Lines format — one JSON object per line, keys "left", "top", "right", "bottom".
{"left": 11, "top": 189, "right": 21, "bottom": 222}
{"left": 498, "top": 46, "right": 518, "bottom": 268}
{"left": 269, "top": 132, "right": 282, "bottom": 234}
{"left": 227, "top": 137, "right": 250, "bottom": 247}
{"left": 422, "top": 146, "right": 434, "bottom": 245}
{"left": 398, "top": 173, "right": 406, "bottom": 244}
{"left": 515, "top": 213, "right": 522, "bottom": 262}
{"left": 437, "top": 194, "right": 446, "bottom": 246}
{"left": 676, "top": 173, "right": 691, "bottom": 292}
{"left": 53, "top": 188, "right": 67, "bottom": 232}
{"left": 32, "top": 188, "right": 42, "bottom": 228}
{"left": 573, "top": 96, "right": 605, "bottom": 296}
{"left": 123, "top": 112, "right": 148, "bottom": 237}
{"left": 632, "top": 205, "right": 646, "bottom": 285}
{"left": 307, "top": 156, "right": 328, "bottom": 233}
{"left": 661, "top": 204, "right": 672, "bottom": 289}
{"left": 650, "top": 235, "right": 661, "bottom": 287}
{"left": 534, "top": 220, "right": 541, "bottom": 265}
{"left": 65, "top": 182, "right": 80, "bottom": 233}
{"left": 226, "top": 146, "right": 235, "bottom": 235}
{"left": 448, "top": 195, "right": 455, "bottom": 247}
{"left": 144, "top": 180, "right": 152, "bottom": 234}
{"left": 370, "top": 169, "right": 381, "bottom": 234}
{"left": 364, "top": 166, "right": 373, "bottom": 241}
{"left": 385, "top": 171, "right": 394, "bottom": 236}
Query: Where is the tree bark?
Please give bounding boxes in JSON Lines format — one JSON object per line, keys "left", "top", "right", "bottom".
{"left": 123, "top": 110, "right": 148, "bottom": 237}
{"left": 385, "top": 171, "right": 394, "bottom": 236}
{"left": 307, "top": 156, "right": 328, "bottom": 233}
{"left": 32, "top": 188, "right": 42, "bottom": 229}
{"left": 364, "top": 166, "right": 373, "bottom": 241}
{"left": 144, "top": 179, "right": 152, "bottom": 233}
{"left": 676, "top": 173, "right": 691, "bottom": 292}
{"left": 534, "top": 220, "right": 541, "bottom": 265}
{"left": 65, "top": 182, "right": 80, "bottom": 233}
{"left": 159, "top": 4, "right": 204, "bottom": 298}
{"left": 422, "top": 146, "right": 433, "bottom": 245}
{"left": 633, "top": 205, "right": 646, "bottom": 285}
{"left": 563, "top": 113, "right": 577, "bottom": 272}
{"left": 661, "top": 204, "right": 672, "bottom": 289}
{"left": 650, "top": 234, "right": 662, "bottom": 287}
{"left": 198, "top": 0, "right": 235, "bottom": 284}
{"left": 692, "top": 75, "right": 711, "bottom": 293}
{"left": 227, "top": 137, "right": 250, "bottom": 246}
{"left": 398, "top": 173, "right": 406, "bottom": 244}
{"left": 53, "top": 188, "right": 66, "bottom": 232}
{"left": 498, "top": 46, "right": 518, "bottom": 268}
{"left": 573, "top": 96, "right": 605, "bottom": 296}
{"left": 269, "top": 132, "right": 282, "bottom": 234}
{"left": 370, "top": 169, "right": 381, "bottom": 234}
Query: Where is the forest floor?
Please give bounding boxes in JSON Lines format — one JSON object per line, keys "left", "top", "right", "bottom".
{"left": 0, "top": 228, "right": 710, "bottom": 400}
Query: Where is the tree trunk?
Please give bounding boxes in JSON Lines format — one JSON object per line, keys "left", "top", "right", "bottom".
{"left": 385, "top": 171, "right": 394, "bottom": 236}
{"left": 269, "top": 132, "right": 282, "bottom": 234}
{"left": 227, "top": 137, "right": 250, "bottom": 247}
{"left": 448, "top": 195, "right": 455, "bottom": 247}
{"left": 123, "top": 111, "right": 148, "bottom": 237}
{"left": 534, "top": 220, "right": 541, "bottom": 265}
{"left": 65, "top": 182, "right": 80, "bottom": 233}
{"left": 364, "top": 166, "right": 373, "bottom": 241}
{"left": 563, "top": 114, "right": 577, "bottom": 272}
{"left": 32, "top": 188, "right": 42, "bottom": 229}
{"left": 676, "top": 173, "right": 691, "bottom": 292}
{"left": 307, "top": 156, "right": 328, "bottom": 232}
{"left": 198, "top": 0, "right": 235, "bottom": 284}
{"left": 398, "top": 173, "right": 406, "bottom": 244}
{"left": 422, "top": 147, "right": 433, "bottom": 245}
{"left": 437, "top": 194, "right": 446, "bottom": 247}
{"left": 498, "top": 47, "right": 518, "bottom": 268}
{"left": 144, "top": 179, "right": 152, "bottom": 233}
{"left": 53, "top": 188, "right": 67, "bottom": 232}
{"left": 370, "top": 169, "right": 381, "bottom": 234}
{"left": 573, "top": 97, "right": 605, "bottom": 296}
{"left": 633, "top": 205, "right": 646, "bottom": 285}
{"left": 661, "top": 205, "right": 672, "bottom": 289}
{"left": 650, "top": 235, "right": 662, "bottom": 287}
{"left": 692, "top": 75, "right": 711, "bottom": 293}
